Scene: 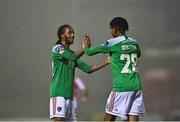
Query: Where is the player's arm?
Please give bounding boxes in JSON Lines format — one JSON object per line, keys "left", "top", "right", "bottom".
{"left": 82, "top": 33, "right": 111, "bottom": 56}
{"left": 76, "top": 32, "right": 91, "bottom": 57}
{"left": 76, "top": 54, "right": 110, "bottom": 74}
{"left": 83, "top": 45, "right": 110, "bottom": 56}
{"left": 76, "top": 48, "right": 84, "bottom": 58}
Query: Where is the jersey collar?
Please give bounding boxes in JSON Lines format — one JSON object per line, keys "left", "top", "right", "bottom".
{"left": 106, "top": 36, "right": 126, "bottom": 47}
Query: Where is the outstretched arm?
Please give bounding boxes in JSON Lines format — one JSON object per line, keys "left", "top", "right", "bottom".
{"left": 83, "top": 46, "right": 104, "bottom": 56}
{"left": 90, "top": 55, "right": 110, "bottom": 73}
{"left": 83, "top": 33, "right": 111, "bottom": 56}
{"left": 77, "top": 54, "right": 110, "bottom": 74}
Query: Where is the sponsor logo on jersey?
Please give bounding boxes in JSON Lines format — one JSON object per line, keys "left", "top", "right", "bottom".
{"left": 68, "top": 60, "right": 75, "bottom": 68}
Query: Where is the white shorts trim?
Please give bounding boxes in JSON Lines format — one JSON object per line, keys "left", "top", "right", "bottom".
{"left": 105, "top": 90, "right": 145, "bottom": 120}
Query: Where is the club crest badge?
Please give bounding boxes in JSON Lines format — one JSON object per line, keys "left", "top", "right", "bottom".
{"left": 57, "top": 106, "right": 62, "bottom": 112}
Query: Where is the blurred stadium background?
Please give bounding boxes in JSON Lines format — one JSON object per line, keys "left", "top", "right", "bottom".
{"left": 0, "top": 0, "right": 180, "bottom": 121}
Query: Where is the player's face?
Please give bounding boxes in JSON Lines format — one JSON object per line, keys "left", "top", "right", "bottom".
{"left": 63, "top": 27, "right": 75, "bottom": 44}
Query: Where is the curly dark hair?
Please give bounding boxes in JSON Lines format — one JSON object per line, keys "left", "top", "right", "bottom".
{"left": 109, "top": 17, "right": 129, "bottom": 35}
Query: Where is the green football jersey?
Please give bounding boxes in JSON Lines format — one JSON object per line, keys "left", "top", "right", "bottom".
{"left": 84, "top": 36, "right": 142, "bottom": 92}
{"left": 50, "top": 44, "right": 93, "bottom": 99}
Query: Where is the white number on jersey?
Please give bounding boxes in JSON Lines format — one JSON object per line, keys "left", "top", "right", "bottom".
{"left": 120, "top": 54, "right": 138, "bottom": 73}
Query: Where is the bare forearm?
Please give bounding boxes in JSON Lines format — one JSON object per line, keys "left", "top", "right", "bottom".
{"left": 91, "top": 60, "right": 109, "bottom": 73}
{"left": 76, "top": 48, "right": 84, "bottom": 58}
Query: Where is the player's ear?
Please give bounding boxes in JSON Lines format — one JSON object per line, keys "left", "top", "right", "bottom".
{"left": 115, "top": 26, "right": 120, "bottom": 34}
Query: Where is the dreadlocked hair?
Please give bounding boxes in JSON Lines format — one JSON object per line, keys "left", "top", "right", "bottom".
{"left": 56, "top": 24, "right": 72, "bottom": 45}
